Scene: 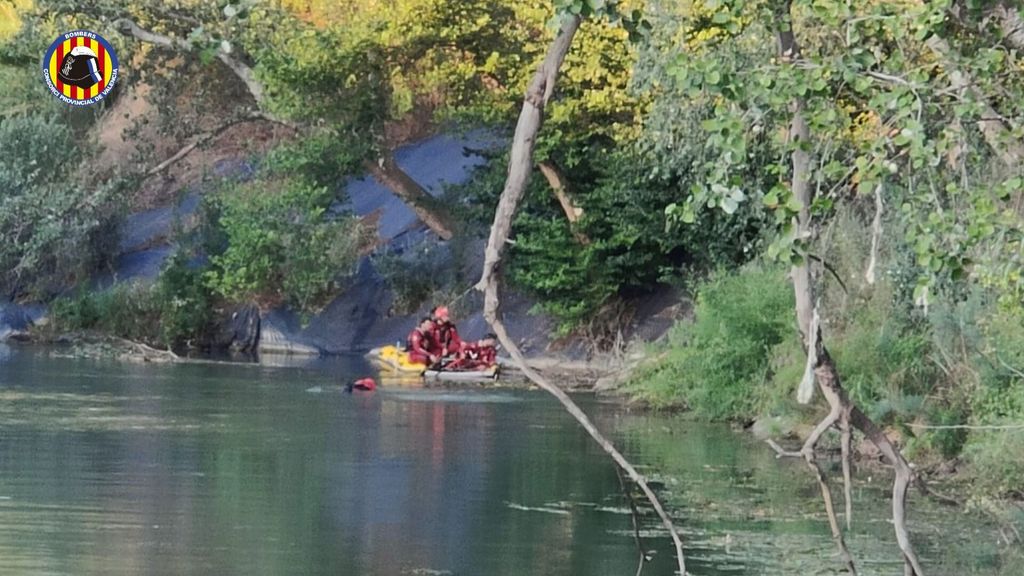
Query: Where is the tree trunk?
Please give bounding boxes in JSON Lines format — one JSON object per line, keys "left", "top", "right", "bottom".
{"left": 538, "top": 160, "right": 590, "bottom": 244}
{"left": 475, "top": 14, "right": 689, "bottom": 576}
{"left": 363, "top": 153, "right": 455, "bottom": 240}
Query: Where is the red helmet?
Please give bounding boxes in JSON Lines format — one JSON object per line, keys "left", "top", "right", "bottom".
{"left": 353, "top": 377, "right": 376, "bottom": 391}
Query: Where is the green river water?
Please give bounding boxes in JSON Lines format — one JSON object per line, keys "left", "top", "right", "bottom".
{"left": 0, "top": 345, "right": 1016, "bottom": 575}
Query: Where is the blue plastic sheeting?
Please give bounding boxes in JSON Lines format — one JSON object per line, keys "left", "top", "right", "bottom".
{"left": 340, "top": 131, "right": 498, "bottom": 243}
{"left": 118, "top": 193, "right": 200, "bottom": 253}
{"left": 0, "top": 303, "right": 47, "bottom": 341}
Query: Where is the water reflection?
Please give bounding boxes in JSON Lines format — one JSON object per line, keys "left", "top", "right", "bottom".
{"left": 0, "top": 349, "right": 1013, "bottom": 576}
{"left": 0, "top": 350, "right": 654, "bottom": 576}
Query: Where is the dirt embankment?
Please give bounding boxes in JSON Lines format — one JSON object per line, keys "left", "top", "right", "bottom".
{"left": 96, "top": 60, "right": 289, "bottom": 211}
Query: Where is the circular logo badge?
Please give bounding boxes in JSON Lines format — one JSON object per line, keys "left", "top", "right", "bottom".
{"left": 41, "top": 30, "right": 119, "bottom": 106}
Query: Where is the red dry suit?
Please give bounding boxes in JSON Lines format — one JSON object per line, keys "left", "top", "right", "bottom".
{"left": 432, "top": 321, "right": 463, "bottom": 357}
{"left": 406, "top": 328, "right": 435, "bottom": 364}
{"left": 447, "top": 342, "right": 497, "bottom": 371}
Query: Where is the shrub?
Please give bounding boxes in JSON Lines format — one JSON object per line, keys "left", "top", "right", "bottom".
{"left": 50, "top": 253, "right": 216, "bottom": 348}
{"left": 963, "top": 424, "right": 1024, "bottom": 499}
{"left": 155, "top": 252, "right": 215, "bottom": 347}
{"left": 373, "top": 244, "right": 454, "bottom": 315}
{"left": 831, "top": 287, "right": 937, "bottom": 416}
{"left": 203, "top": 177, "right": 368, "bottom": 314}
{"left": 448, "top": 147, "right": 770, "bottom": 335}
{"left": 0, "top": 113, "right": 124, "bottom": 295}
{"left": 628, "top": 266, "right": 795, "bottom": 420}
{"left": 51, "top": 283, "right": 162, "bottom": 344}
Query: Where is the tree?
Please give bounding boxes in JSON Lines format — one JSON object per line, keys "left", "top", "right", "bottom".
{"left": 0, "top": 113, "right": 124, "bottom": 296}
{"left": 16, "top": 0, "right": 552, "bottom": 240}
{"left": 652, "top": 0, "right": 1024, "bottom": 571}
{"left": 476, "top": 3, "right": 689, "bottom": 575}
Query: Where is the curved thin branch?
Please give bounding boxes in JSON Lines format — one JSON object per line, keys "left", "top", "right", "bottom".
{"left": 802, "top": 402, "right": 858, "bottom": 575}
{"left": 117, "top": 18, "right": 276, "bottom": 118}
{"left": 476, "top": 14, "right": 688, "bottom": 576}
{"left": 807, "top": 254, "right": 848, "bottom": 295}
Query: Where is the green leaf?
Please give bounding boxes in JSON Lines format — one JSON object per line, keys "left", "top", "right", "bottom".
{"left": 785, "top": 195, "right": 803, "bottom": 213}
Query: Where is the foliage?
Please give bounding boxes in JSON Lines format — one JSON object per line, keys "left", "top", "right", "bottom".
{"left": 373, "top": 245, "right": 455, "bottom": 316}
{"left": 155, "top": 252, "right": 215, "bottom": 347}
{"left": 202, "top": 176, "right": 367, "bottom": 315}
{"left": 51, "top": 283, "right": 162, "bottom": 343}
{"left": 453, "top": 144, "right": 770, "bottom": 334}
{"left": 50, "top": 252, "right": 215, "bottom": 348}
{"left": 260, "top": 131, "right": 365, "bottom": 189}
{"left": 653, "top": 0, "right": 1024, "bottom": 310}
{"left": 959, "top": 305, "right": 1024, "bottom": 498}
{"left": 628, "top": 266, "right": 795, "bottom": 420}
{"left": 0, "top": 113, "right": 124, "bottom": 297}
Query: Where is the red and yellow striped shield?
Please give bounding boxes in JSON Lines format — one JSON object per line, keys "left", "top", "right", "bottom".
{"left": 42, "top": 30, "right": 120, "bottom": 106}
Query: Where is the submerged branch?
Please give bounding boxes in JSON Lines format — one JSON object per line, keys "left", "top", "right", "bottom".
{"left": 615, "top": 465, "right": 650, "bottom": 576}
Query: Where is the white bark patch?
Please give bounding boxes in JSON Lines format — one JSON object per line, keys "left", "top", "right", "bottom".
{"left": 797, "top": 308, "right": 820, "bottom": 405}
{"left": 865, "top": 183, "right": 883, "bottom": 285}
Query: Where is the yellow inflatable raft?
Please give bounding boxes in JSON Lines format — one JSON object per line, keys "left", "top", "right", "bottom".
{"left": 366, "top": 345, "right": 500, "bottom": 383}
{"left": 366, "top": 345, "right": 428, "bottom": 373}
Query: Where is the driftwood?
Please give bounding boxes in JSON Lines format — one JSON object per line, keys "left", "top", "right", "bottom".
{"left": 538, "top": 160, "right": 590, "bottom": 244}
{"left": 475, "top": 14, "right": 688, "bottom": 576}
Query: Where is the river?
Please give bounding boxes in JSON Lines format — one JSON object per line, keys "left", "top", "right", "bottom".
{"left": 0, "top": 346, "right": 1015, "bottom": 575}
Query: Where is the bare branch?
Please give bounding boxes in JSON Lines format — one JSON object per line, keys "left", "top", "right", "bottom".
{"left": 117, "top": 19, "right": 272, "bottom": 114}
{"left": 475, "top": 14, "right": 688, "bottom": 576}
{"left": 538, "top": 160, "right": 590, "bottom": 245}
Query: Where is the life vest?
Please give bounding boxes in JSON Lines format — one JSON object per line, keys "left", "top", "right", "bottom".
{"left": 433, "top": 321, "right": 462, "bottom": 355}
{"left": 406, "top": 328, "right": 434, "bottom": 355}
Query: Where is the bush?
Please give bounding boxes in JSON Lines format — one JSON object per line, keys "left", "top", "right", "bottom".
{"left": 628, "top": 266, "right": 795, "bottom": 420}
{"left": 831, "top": 287, "right": 937, "bottom": 417}
{"left": 155, "top": 252, "right": 215, "bottom": 347}
{"left": 451, "top": 148, "right": 770, "bottom": 335}
{"left": 51, "top": 283, "right": 163, "bottom": 344}
{"left": 203, "top": 176, "right": 369, "bottom": 314}
{"left": 963, "top": 426, "right": 1024, "bottom": 499}
{"left": 373, "top": 244, "right": 454, "bottom": 315}
{"left": 50, "top": 253, "right": 216, "bottom": 348}
{"left": 0, "top": 113, "right": 124, "bottom": 295}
